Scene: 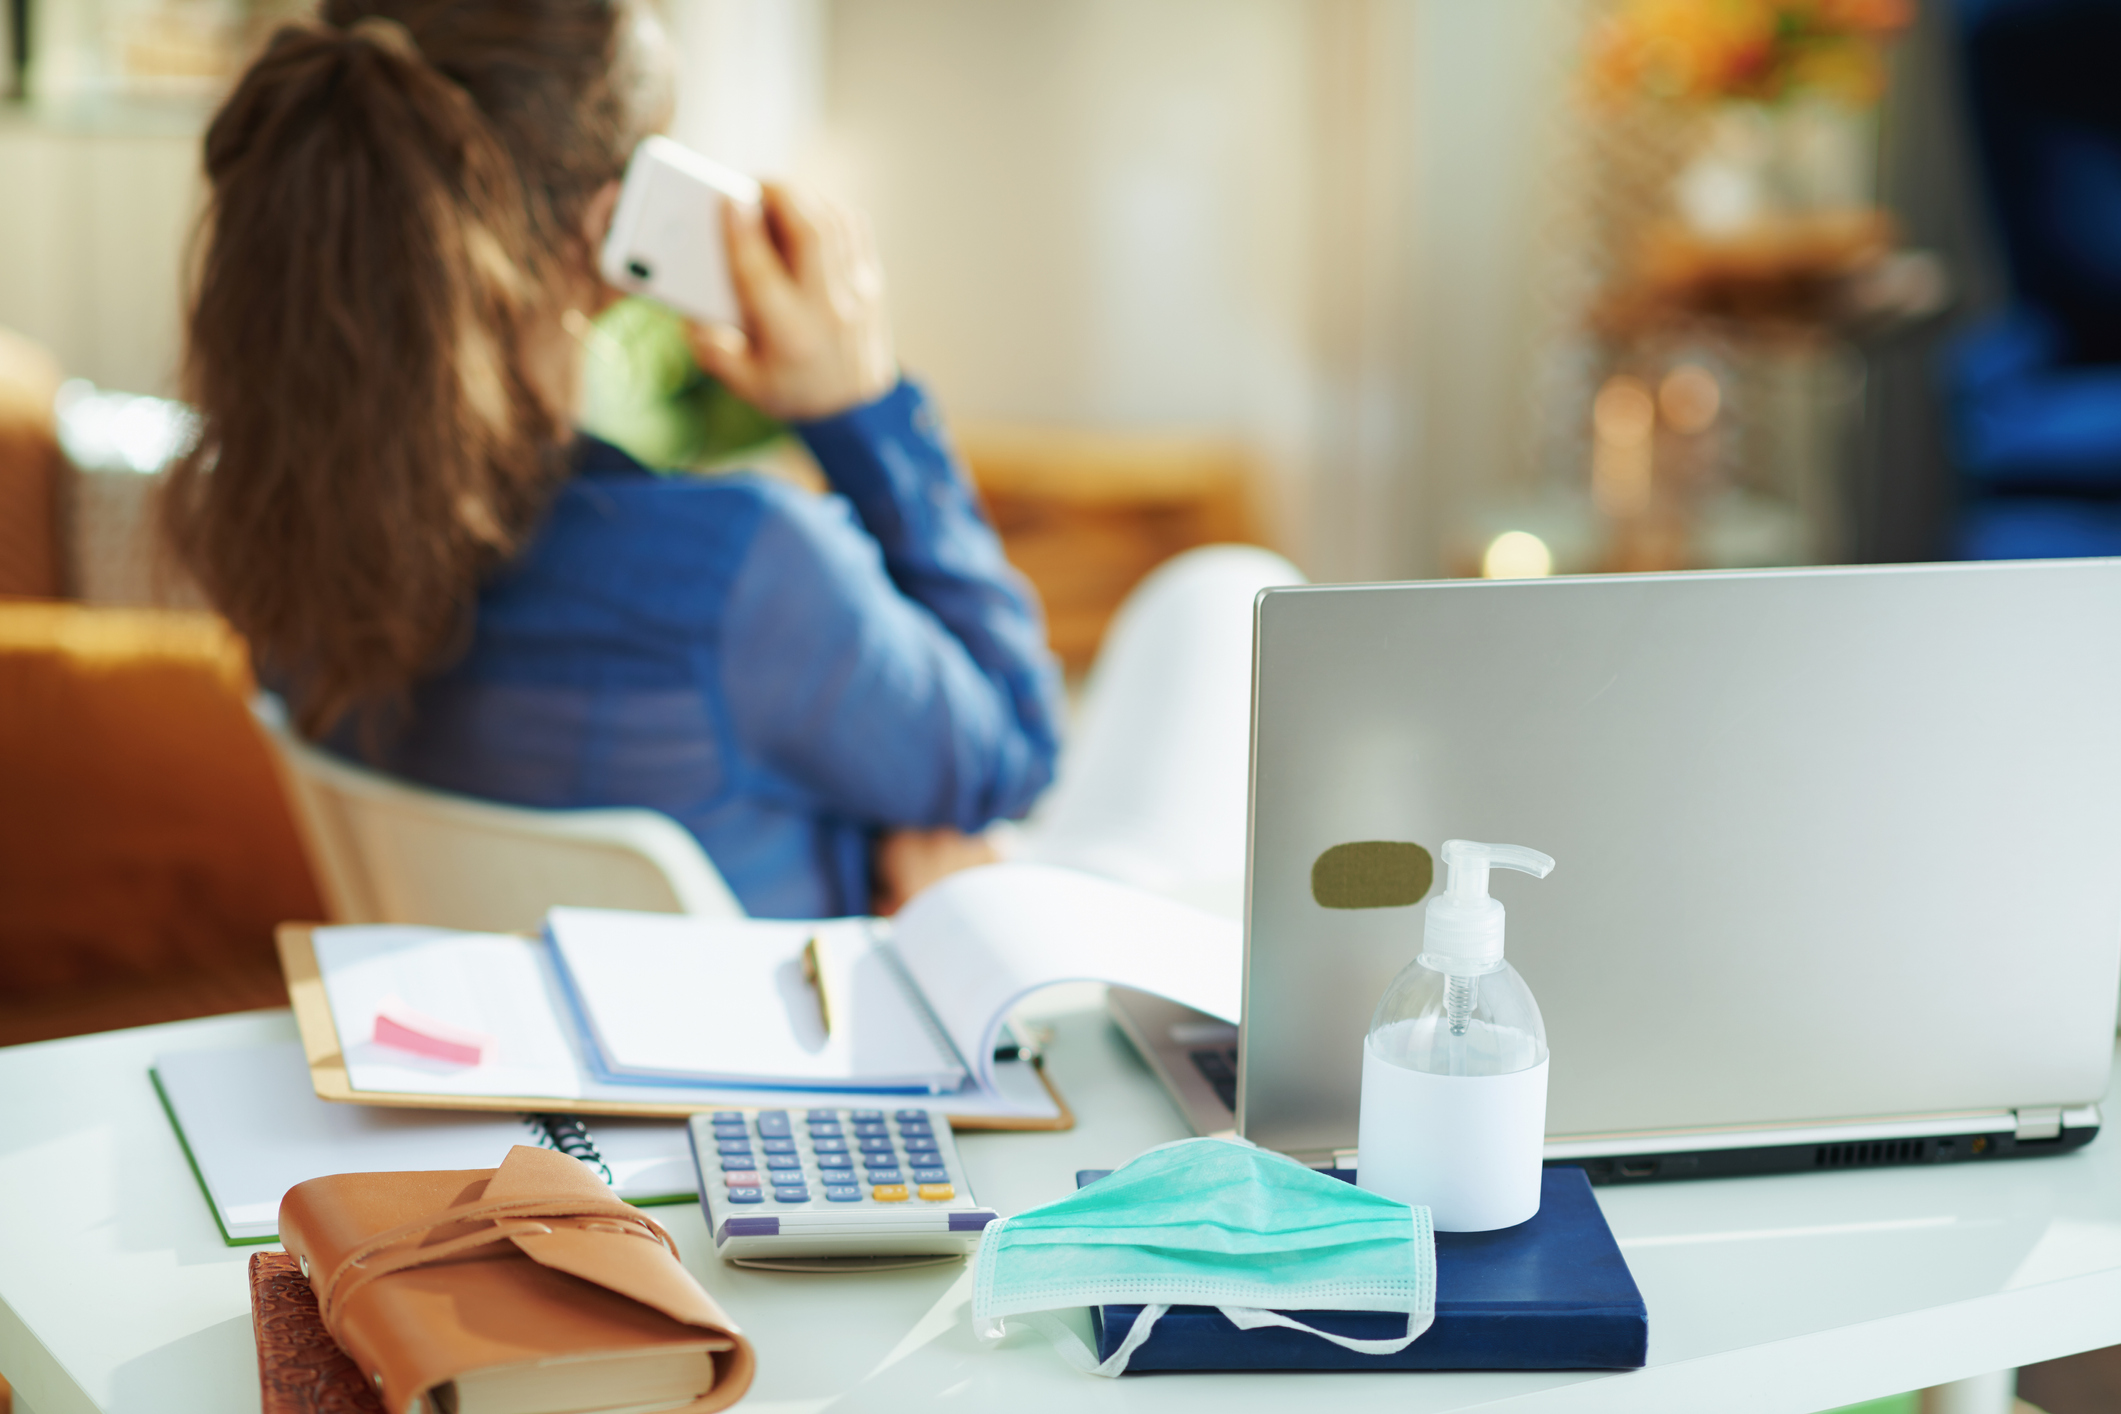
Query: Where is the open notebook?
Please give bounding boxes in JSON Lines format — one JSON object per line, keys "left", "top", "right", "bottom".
{"left": 292, "top": 863, "right": 1241, "bottom": 1126}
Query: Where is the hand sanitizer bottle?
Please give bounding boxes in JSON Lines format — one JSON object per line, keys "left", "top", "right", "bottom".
{"left": 1357, "top": 839, "right": 1555, "bottom": 1231}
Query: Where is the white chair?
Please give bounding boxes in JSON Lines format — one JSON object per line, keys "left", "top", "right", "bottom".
{"left": 251, "top": 697, "right": 743, "bottom": 932}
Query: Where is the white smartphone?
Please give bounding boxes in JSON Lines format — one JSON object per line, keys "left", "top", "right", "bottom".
{"left": 598, "top": 135, "right": 763, "bottom": 327}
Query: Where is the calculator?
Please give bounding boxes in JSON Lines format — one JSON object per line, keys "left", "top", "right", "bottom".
{"left": 688, "top": 1107, "right": 999, "bottom": 1265}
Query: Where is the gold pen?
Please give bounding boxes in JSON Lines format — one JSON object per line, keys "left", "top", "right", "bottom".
{"left": 801, "top": 935, "right": 832, "bottom": 1036}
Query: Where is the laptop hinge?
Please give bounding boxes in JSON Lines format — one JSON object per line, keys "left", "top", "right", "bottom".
{"left": 2014, "top": 1107, "right": 2063, "bottom": 1142}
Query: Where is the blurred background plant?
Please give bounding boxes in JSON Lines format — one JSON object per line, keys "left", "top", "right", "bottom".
{"left": 1587, "top": 0, "right": 1913, "bottom": 108}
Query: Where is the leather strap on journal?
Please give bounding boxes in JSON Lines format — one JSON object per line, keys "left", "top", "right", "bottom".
{"left": 312, "top": 1192, "right": 678, "bottom": 1334}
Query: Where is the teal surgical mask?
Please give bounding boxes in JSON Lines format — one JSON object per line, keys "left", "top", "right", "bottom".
{"left": 972, "top": 1136, "right": 1435, "bottom": 1376}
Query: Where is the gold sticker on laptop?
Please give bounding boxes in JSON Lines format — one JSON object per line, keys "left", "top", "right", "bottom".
{"left": 1310, "top": 842, "right": 1433, "bottom": 909}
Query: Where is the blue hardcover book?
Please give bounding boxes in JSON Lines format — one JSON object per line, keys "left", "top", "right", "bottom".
{"left": 1079, "top": 1165, "right": 1647, "bottom": 1372}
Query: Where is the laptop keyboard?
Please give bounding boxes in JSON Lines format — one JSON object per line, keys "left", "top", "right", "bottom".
{"left": 1189, "top": 1046, "right": 1239, "bottom": 1111}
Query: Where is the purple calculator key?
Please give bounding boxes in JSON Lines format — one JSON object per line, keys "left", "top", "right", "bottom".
{"left": 716, "top": 1140, "right": 752, "bottom": 1155}
{"left": 853, "top": 1122, "right": 888, "bottom": 1138}
{"left": 903, "top": 1136, "right": 939, "bottom": 1153}
{"left": 824, "top": 1185, "right": 863, "bottom": 1202}
{"left": 761, "top": 1137, "right": 797, "bottom": 1154}
{"left": 767, "top": 1153, "right": 803, "bottom": 1170}
{"left": 817, "top": 1153, "right": 852, "bottom": 1169}
{"left": 807, "top": 1123, "right": 844, "bottom": 1139}
{"left": 912, "top": 1168, "right": 949, "bottom": 1184}
{"left": 725, "top": 1187, "right": 764, "bottom": 1203}
{"left": 894, "top": 1109, "right": 928, "bottom": 1121}
{"left": 858, "top": 1136, "right": 895, "bottom": 1153}
{"left": 865, "top": 1169, "right": 902, "bottom": 1185}
{"left": 772, "top": 1186, "right": 810, "bottom": 1203}
{"left": 811, "top": 1137, "right": 847, "bottom": 1153}
{"left": 852, "top": 1109, "right": 884, "bottom": 1121}
{"left": 756, "top": 1112, "right": 792, "bottom": 1136}
{"left": 720, "top": 1157, "right": 756, "bottom": 1171}
{"left": 712, "top": 1111, "right": 745, "bottom": 1122}
{"left": 806, "top": 1109, "right": 839, "bottom": 1121}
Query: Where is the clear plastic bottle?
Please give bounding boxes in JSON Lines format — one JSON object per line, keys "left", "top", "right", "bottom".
{"left": 1357, "top": 840, "right": 1554, "bottom": 1231}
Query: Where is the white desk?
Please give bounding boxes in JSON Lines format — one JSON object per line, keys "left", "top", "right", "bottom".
{"left": 2, "top": 1005, "right": 2117, "bottom": 1414}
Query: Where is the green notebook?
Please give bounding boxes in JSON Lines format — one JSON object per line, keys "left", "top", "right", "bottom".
{"left": 153, "top": 1040, "right": 695, "bottom": 1246}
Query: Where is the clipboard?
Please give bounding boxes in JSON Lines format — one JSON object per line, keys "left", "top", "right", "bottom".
{"left": 278, "top": 924, "right": 1076, "bottom": 1132}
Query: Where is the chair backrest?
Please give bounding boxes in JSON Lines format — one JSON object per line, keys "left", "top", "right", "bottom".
{"left": 251, "top": 697, "right": 743, "bottom": 932}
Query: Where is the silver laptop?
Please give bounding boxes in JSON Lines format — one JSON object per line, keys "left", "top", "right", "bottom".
{"left": 1118, "top": 559, "right": 2120, "bottom": 1183}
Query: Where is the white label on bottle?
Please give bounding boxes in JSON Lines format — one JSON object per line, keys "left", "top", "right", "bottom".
{"left": 1357, "top": 1046, "right": 1548, "bottom": 1232}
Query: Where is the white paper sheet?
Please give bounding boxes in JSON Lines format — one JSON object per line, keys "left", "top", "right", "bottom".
{"left": 545, "top": 909, "right": 963, "bottom": 1092}
{"left": 890, "top": 863, "right": 1243, "bottom": 1094}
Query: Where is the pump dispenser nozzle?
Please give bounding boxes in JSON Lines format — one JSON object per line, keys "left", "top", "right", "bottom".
{"left": 1418, "top": 840, "right": 1554, "bottom": 1053}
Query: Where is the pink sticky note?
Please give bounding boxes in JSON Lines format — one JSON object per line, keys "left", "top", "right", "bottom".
{"left": 372, "top": 996, "right": 494, "bottom": 1066}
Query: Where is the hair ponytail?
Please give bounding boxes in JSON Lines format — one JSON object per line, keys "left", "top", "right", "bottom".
{"left": 162, "top": 2, "right": 645, "bottom": 739}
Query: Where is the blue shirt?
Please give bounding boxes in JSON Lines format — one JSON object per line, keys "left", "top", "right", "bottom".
{"left": 333, "top": 380, "right": 1064, "bottom": 918}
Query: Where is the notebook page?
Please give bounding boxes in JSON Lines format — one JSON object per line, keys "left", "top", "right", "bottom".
{"left": 311, "top": 925, "right": 1059, "bottom": 1119}
{"left": 546, "top": 909, "right": 964, "bottom": 1092}
{"left": 316, "top": 926, "right": 593, "bottom": 1099}
{"left": 889, "top": 863, "right": 1243, "bottom": 1093}
{"left": 153, "top": 1042, "right": 697, "bottom": 1241}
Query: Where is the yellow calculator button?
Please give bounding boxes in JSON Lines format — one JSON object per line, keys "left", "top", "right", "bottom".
{"left": 871, "top": 1184, "right": 910, "bottom": 1202}
{"left": 918, "top": 1183, "right": 956, "bottom": 1202}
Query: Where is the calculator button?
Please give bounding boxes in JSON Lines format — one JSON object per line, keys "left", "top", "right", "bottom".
{"left": 852, "top": 1109, "right": 884, "bottom": 1121}
{"left": 712, "top": 1110, "right": 746, "bottom": 1123}
{"left": 811, "top": 1137, "right": 847, "bottom": 1153}
{"left": 806, "top": 1108, "right": 839, "bottom": 1121}
{"left": 865, "top": 1169, "right": 903, "bottom": 1186}
{"left": 756, "top": 1112, "right": 792, "bottom": 1137}
{"left": 719, "top": 1157, "right": 756, "bottom": 1171}
{"left": 853, "top": 1122, "right": 889, "bottom": 1138}
{"left": 903, "top": 1137, "right": 939, "bottom": 1154}
{"left": 724, "top": 1172, "right": 761, "bottom": 1187}
{"left": 772, "top": 1186, "right": 811, "bottom": 1203}
{"left": 766, "top": 1153, "right": 803, "bottom": 1170}
{"left": 894, "top": 1119, "right": 933, "bottom": 1135}
{"left": 711, "top": 1123, "right": 748, "bottom": 1139}
{"left": 858, "top": 1136, "right": 895, "bottom": 1153}
{"left": 816, "top": 1152, "right": 852, "bottom": 1170}
{"left": 917, "top": 1184, "right": 956, "bottom": 1201}
{"left": 824, "top": 1185, "right": 864, "bottom": 1202}
{"left": 715, "top": 1141, "right": 753, "bottom": 1155}
{"left": 761, "top": 1137, "right": 797, "bottom": 1154}
{"left": 807, "top": 1123, "right": 844, "bottom": 1139}
{"left": 871, "top": 1184, "right": 910, "bottom": 1202}
{"left": 725, "top": 1187, "right": 765, "bottom": 1204}
{"left": 894, "top": 1109, "right": 928, "bottom": 1121}
{"left": 863, "top": 1155, "right": 901, "bottom": 1171}
{"left": 912, "top": 1168, "right": 950, "bottom": 1185}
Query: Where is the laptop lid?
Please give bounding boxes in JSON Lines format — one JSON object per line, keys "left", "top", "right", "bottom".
{"left": 1239, "top": 560, "right": 2121, "bottom": 1161}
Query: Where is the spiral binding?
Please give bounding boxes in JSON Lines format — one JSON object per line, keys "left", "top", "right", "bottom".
{"left": 526, "top": 1113, "right": 615, "bottom": 1186}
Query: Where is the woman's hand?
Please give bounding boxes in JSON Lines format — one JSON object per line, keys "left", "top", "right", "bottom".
{"left": 685, "top": 184, "right": 897, "bottom": 422}
{"left": 872, "top": 827, "right": 1001, "bottom": 916}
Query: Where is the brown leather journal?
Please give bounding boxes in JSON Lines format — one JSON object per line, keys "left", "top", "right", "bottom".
{"left": 278, "top": 1145, "right": 755, "bottom": 1414}
{"left": 250, "top": 1251, "right": 386, "bottom": 1414}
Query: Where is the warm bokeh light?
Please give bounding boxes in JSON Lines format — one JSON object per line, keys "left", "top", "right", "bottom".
{"left": 1593, "top": 376, "right": 1657, "bottom": 442}
{"left": 1592, "top": 375, "right": 1656, "bottom": 515}
{"left": 1482, "top": 530, "right": 1555, "bottom": 579}
{"left": 1658, "top": 363, "right": 1722, "bottom": 435}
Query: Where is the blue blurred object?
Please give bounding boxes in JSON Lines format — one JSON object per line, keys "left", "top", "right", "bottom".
{"left": 1946, "top": 0, "right": 2121, "bottom": 557}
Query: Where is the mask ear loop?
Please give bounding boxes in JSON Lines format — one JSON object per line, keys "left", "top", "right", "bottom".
{"left": 1220, "top": 1306, "right": 1434, "bottom": 1355}
{"left": 976, "top": 1306, "right": 1172, "bottom": 1378}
